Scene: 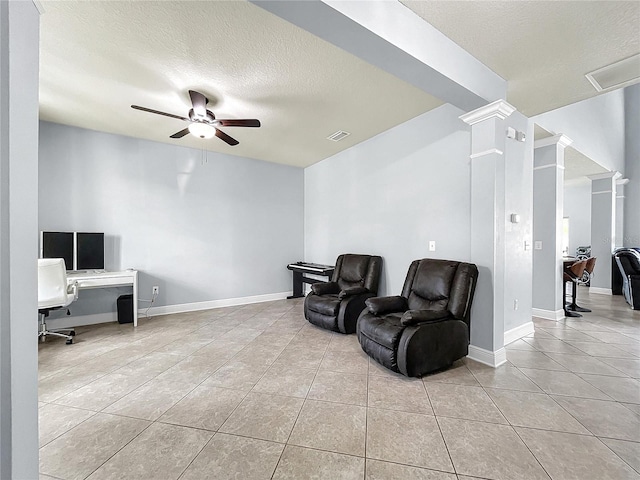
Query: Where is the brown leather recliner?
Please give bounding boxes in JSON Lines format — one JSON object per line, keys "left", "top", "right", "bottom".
{"left": 304, "top": 254, "right": 382, "bottom": 334}
{"left": 357, "top": 258, "right": 478, "bottom": 377}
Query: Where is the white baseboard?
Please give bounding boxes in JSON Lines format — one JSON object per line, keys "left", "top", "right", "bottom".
{"left": 532, "top": 308, "right": 565, "bottom": 321}
{"left": 47, "top": 292, "right": 291, "bottom": 328}
{"left": 589, "top": 287, "right": 612, "bottom": 295}
{"left": 468, "top": 345, "right": 507, "bottom": 368}
{"left": 504, "top": 321, "right": 535, "bottom": 345}
{"left": 138, "top": 291, "right": 291, "bottom": 317}
{"left": 46, "top": 312, "right": 117, "bottom": 329}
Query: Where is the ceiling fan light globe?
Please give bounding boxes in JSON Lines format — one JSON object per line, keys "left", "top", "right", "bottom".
{"left": 188, "top": 122, "right": 216, "bottom": 139}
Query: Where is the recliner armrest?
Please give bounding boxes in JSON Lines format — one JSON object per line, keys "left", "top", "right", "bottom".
{"left": 311, "top": 281, "right": 340, "bottom": 296}
{"left": 400, "top": 309, "right": 450, "bottom": 326}
{"left": 338, "top": 286, "right": 369, "bottom": 300}
{"left": 365, "top": 296, "right": 407, "bottom": 315}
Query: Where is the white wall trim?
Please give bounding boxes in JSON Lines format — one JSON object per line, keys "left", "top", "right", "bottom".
{"left": 616, "top": 178, "right": 630, "bottom": 186}
{"left": 47, "top": 312, "right": 116, "bottom": 329}
{"left": 504, "top": 321, "right": 535, "bottom": 345}
{"left": 468, "top": 345, "right": 507, "bottom": 368}
{"left": 533, "top": 163, "right": 565, "bottom": 171}
{"left": 459, "top": 99, "right": 516, "bottom": 125}
{"left": 532, "top": 308, "right": 565, "bottom": 321}
{"left": 140, "top": 291, "right": 290, "bottom": 316}
{"left": 589, "top": 287, "right": 612, "bottom": 295}
{"left": 47, "top": 291, "right": 291, "bottom": 328}
{"left": 534, "top": 133, "right": 573, "bottom": 149}
{"left": 469, "top": 148, "right": 503, "bottom": 159}
{"left": 592, "top": 190, "right": 613, "bottom": 195}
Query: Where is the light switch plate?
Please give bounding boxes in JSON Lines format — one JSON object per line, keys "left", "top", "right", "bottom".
{"left": 428, "top": 241, "right": 436, "bottom": 252}
{"left": 534, "top": 241, "right": 543, "bottom": 250}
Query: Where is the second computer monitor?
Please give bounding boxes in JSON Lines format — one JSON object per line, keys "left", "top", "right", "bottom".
{"left": 76, "top": 232, "right": 105, "bottom": 270}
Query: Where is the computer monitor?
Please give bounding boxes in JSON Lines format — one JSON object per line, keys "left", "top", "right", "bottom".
{"left": 76, "top": 232, "right": 105, "bottom": 270}
{"left": 41, "top": 231, "right": 74, "bottom": 270}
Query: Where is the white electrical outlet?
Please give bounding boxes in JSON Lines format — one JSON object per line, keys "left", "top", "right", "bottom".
{"left": 534, "top": 241, "right": 543, "bottom": 250}
{"left": 152, "top": 286, "right": 159, "bottom": 295}
{"left": 429, "top": 241, "right": 436, "bottom": 252}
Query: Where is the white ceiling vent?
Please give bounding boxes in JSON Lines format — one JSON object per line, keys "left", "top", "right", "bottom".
{"left": 326, "top": 130, "right": 351, "bottom": 142}
{"left": 585, "top": 54, "right": 640, "bottom": 92}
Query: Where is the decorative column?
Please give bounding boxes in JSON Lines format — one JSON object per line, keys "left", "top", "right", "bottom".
{"left": 460, "top": 100, "right": 515, "bottom": 367}
{"left": 588, "top": 172, "right": 619, "bottom": 294}
{"left": 615, "top": 178, "right": 629, "bottom": 249}
{"left": 0, "top": 1, "right": 41, "bottom": 478}
{"left": 532, "top": 134, "right": 572, "bottom": 320}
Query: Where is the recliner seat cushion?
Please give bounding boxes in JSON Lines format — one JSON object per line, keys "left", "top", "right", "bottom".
{"left": 306, "top": 294, "right": 341, "bottom": 316}
{"left": 358, "top": 313, "right": 405, "bottom": 349}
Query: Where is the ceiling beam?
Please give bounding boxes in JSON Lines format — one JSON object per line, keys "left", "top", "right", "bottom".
{"left": 251, "top": 0, "right": 506, "bottom": 112}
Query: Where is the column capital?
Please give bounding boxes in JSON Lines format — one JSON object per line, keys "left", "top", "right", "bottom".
{"left": 459, "top": 99, "right": 516, "bottom": 125}
{"left": 534, "top": 134, "right": 573, "bottom": 149}
{"left": 587, "top": 171, "right": 621, "bottom": 181}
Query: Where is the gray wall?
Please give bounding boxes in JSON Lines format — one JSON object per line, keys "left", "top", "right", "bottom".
{"left": 532, "top": 89, "right": 626, "bottom": 174}
{"left": 39, "top": 122, "right": 303, "bottom": 321}
{"left": 305, "top": 104, "right": 471, "bottom": 298}
{"left": 0, "top": 2, "right": 40, "bottom": 478}
{"left": 564, "top": 181, "right": 592, "bottom": 256}
{"left": 624, "top": 84, "right": 640, "bottom": 246}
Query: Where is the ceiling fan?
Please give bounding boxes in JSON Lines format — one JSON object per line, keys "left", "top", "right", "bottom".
{"left": 131, "top": 90, "right": 260, "bottom": 146}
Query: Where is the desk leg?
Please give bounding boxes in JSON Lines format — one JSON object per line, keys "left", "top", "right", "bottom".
{"left": 287, "top": 271, "right": 304, "bottom": 299}
{"left": 133, "top": 273, "right": 138, "bottom": 327}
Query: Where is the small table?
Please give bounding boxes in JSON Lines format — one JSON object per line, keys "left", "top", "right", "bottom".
{"left": 67, "top": 270, "right": 139, "bottom": 326}
{"left": 286, "top": 262, "right": 334, "bottom": 299}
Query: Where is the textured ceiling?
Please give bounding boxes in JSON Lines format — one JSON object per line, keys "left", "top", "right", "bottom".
{"left": 401, "top": 0, "right": 640, "bottom": 116}
{"left": 39, "top": 1, "right": 442, "bottom": 167}
{"left": 40, "top": 1, "right": 638, "bottom": 171}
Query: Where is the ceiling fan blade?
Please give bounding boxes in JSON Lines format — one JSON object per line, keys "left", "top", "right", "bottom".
{"left": 215, "top": 128, "right": 239, "bottom": 146}
{"left": 217, "top": 119, "right": 261, "bottom": 128}
{"left": 189, "top": 90, "right": 208, "bottom": 118}
{"left": 131, "top": 105, "right": 189, "bottom": 122}
{"left": 169, "top": 128, "right": 190, "bottom": 139}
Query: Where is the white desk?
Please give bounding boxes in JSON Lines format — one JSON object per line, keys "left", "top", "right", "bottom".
{"left": 67, "top": 270, "right": 139, "bottom": 326}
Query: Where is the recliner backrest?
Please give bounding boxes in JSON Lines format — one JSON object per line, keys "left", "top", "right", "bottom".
{"left": 401, "top": 258, "right": 478, "bottom": 326}
{"left": 332, "top": 254, "right": 382, "bottom": 294}
{"left": 615, "top": 250, "right": 640, "bottom": 276}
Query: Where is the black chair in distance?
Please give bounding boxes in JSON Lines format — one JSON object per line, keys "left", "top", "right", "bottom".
{"left": 614, "top": 249, "right": 640, "bottom": 310}
{"left": 357, "top": 258, "right": 478, "bottom": 377}
{"left": 304, "top": 254, "right": 382, "bottom": 334}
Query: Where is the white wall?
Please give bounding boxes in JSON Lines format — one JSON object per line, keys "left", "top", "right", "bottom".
{"left": 39, "top": 122, "right": 303, "bottom": 322}
{"left": 305, "top": 103, "right": 471, "bottom": 298}
{"left": 624, "top": 84, "right": 640, "bottom": 246}
{"left": 564, "top": 181, "right": 592, "bottom": 256}
{"left": 532, "top": 89, "right": 626, "bottom": 174}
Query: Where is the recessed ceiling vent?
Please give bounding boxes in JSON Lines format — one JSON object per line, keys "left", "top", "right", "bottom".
{"left": 326, "top": 130, "right": 351, "bottom": 142}
{"left": 585, "top": 54, "right": 640, "bottom": 92}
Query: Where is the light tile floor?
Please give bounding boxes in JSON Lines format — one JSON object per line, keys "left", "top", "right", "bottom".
{"left": 38, "top": 288, "right": 640, "bottom": 480}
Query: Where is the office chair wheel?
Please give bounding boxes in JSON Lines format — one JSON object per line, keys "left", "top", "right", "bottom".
{"left": 69, "top": 331, "right": 76, "bottom": 336}
{"left": 66, "top": 338, "right": 73, "bottom": 345}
